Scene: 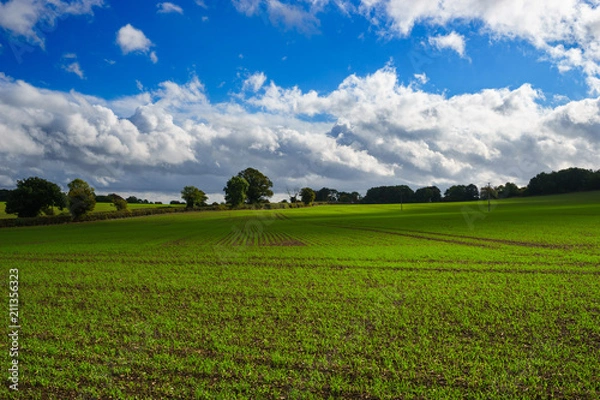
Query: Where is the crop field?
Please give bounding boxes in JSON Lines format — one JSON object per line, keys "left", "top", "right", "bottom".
{"left": 1, "top": 192, "right": 600, "bottom": 399}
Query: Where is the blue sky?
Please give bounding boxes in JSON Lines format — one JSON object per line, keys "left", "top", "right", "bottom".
{"left": 1, "top": 0, "right": 599, "bottom": 202}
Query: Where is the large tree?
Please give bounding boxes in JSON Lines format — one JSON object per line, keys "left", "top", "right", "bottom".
{"left": 181, "top": 186, "right": 208, "bottom": 209}
{"left": 224, "top": 176, "right": 249, "bottom": 207}
{"left": 237, "top": 168, "right": 273, "bottom": 204}
{"left": 68, "top": 179, "right": 96, "bottom": 218}
{"left": 5, "top": 177, "right": 66, "bottom": 218}
{"left": 300, "top": 187, "right": 316, "bottom": 205}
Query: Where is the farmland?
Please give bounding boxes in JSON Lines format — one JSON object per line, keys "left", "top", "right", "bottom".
{"left": 1, "top": 192, "right": 600, "bottom": 399}
{"left": 0, "top": 202, "right": 185, "bottom": 219}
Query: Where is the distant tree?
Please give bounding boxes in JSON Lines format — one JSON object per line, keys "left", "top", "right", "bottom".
{"left": 444, "top": 185, "right": 467, "bottom": 202}
{"left": 5, "top": 177, "right": 67, "bottom": 218}
{"left": 315, "top": 187, "right": 331, "bottom": 202}
{"left": 338, "top": 191, "right": 361, "bottom": 203}
{"left": 94, "top": 194, "right": 113, "bottom": 203}
{"left": 480, "top": 185, "right": 497, "bottom": 200}
{"left": 181, "top": 186, "right": 208, "bottom": 209}
{"left": 414, "top": 186, "right": 442, "bottom": 203}
{"left": 363, "top": 185, "right": 414, "bottom": 204}
{"left": 444, "top": 184, "right": 479, "bottom": 202}
{"left": 126, "top": 196, "right": 140, "bottom": 204}
{"left": 170, "top": 200, "right": 184, "bottom": 205}
{"left": 497, "top": 182, "right": 520, "bottom": 198}
{"left": 465, "top": 184, "right": 479, "bottom": 201}
{"left": 300, "top": 187, "right": 316, "bottom": 205}
{"left": 0, "top": 189, "right": 11, "bottom": 202}
{"left": 237, "top": 168, "right": 273, "bottom": 204}
{"left": 68, "top": 179, "right": 96, "bottom": 218}
{"left": 108, "top": 193, "right": 128, "bottom": 211}
{"left": 224, "top": 176, "right": 249, "bottom": 207}
{"left": 527, "top": 168, "right": 597, "bottom": 196}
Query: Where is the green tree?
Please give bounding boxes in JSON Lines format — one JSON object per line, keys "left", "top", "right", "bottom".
{"left": 300, "top": 187, "right": 316, "bottom": 205}
{"left": 224, "top": 176, "right": 249, "bottom": 207}
{"left": 109, "top": 193, "right": 128, "bottom": 211}
{"left": 237, "top": 168, "right": 273, "bottom": 204}
{"left": 68, "top": 179, "right": 96, "bottom": 218}
{"left": 5, "top": 177, "right": 66, "bottom": 218}
{"left": 181, "top": 186, "right": 208, "bottom": 209}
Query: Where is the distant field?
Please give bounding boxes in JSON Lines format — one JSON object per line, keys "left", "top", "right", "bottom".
{"left": 1, "top": 192, "right": 599, "bottom": 399}
{"left": 0, "top": 201, "right": 184, "bottom": 219}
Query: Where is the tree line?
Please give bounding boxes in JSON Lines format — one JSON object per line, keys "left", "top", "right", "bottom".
{"left": 1, "top": 167, "right": 599, "bottom": 219}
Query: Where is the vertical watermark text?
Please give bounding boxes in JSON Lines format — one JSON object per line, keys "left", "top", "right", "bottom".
{"left": 8, "top": 269, "right": 19, "bottom": 391}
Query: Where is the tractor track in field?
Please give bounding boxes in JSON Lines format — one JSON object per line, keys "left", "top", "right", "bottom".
{"left": 325, "top": 224, "right": 494, "bottom": 248}
{"left": 325, "top": 223, "right": 582, "bottom": 250}
{"left": 394, "top": 228, "right": 585, "bottom": 250}
{"left": 7, "top": 254, "right": 599, "bottom": 275}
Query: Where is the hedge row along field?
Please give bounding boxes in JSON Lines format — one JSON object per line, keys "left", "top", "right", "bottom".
{"left": 1, "top": 192, "right": 599, "bottom": 399}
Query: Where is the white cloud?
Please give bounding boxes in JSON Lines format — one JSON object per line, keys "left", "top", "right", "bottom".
{"left": 116, "top": 24, "right": 153, "bottom": 54}
{"left": 157, "top": 2, "right": 183, "bottom": 14}
{"left": 428, "top": 31, "right": 466, "bottom": 57}
{"left": 63, "top": 62, "right": 85, "bottom": 79}
{"left": 116, "top": 24, "right": 157, "bottom": 63}
{"left": 0, "top": 0, "right": 103, "bottom": 48}
{"left": 0, "top": 66, "right": 599, "bottom": 197}
{"left": 243, "top": 72, "right": 267, "bottom": 92}
{"left": 357, "top": 0, "right": 600, "bottom": 93}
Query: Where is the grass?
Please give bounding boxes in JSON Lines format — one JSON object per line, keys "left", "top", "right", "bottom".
{"left": 1, "top": 192, "right": 599, "bottom": 399}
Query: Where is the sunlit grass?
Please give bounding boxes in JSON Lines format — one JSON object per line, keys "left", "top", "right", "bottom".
{"left": 1, "top": 192, "right": 599, "bottom": 398}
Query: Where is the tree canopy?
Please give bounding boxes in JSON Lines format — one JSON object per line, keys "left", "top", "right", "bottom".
{"left": 181, "top": 186, "right": 208, "bottom": 209}
{"left": 224, "top": 176, "right": 250, "bottom": 207}
{"left": 527, "top": 168, "right": 600, "bottom": 196}
{"left": 5, "top": 177, "right": 66, "bottom": 218}
{"left": 363, "top": 185, "right": 414, "bottom": 204}
{"left": 237, "top": 168, "right": 273, "bottom": 204}
{"left": 68, "top": 179, "right": 96, "bottom": 218}
{"left": 300, "top": 187, "right": 316, "bottom": 205}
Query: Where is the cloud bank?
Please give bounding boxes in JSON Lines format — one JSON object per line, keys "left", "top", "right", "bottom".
{"left": 0, "top": 66, "right": 599, "bottom": 201}
{"left": 231, "top": 0, "right": 600, "bottom": 94}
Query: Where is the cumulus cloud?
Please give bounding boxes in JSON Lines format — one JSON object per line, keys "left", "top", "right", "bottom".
{"left": 428, "top": 31, "right": 466, "bottom": 57}
{"left": 243, "top": 72, "right": 267, "bottom": 92}
{"left": 157, "top": 2, "right": 183, "bottom": 14}
{"left": 0, "top": 66, "right": 598, "bottom": 199}
{"left": 357, "top": 0, "right": 600, "bottom": 94}
{"left": 116, "top": 24, "right": 156, "bottom": 62}
{"left": 0, "top": 0, "right": 103, "bottom": 48}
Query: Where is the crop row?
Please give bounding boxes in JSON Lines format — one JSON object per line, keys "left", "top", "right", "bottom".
{"left": 216, "top": 229, "right": 304, "bottom": 247}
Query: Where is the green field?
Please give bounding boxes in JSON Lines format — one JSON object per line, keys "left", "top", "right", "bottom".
{"left": 2, "top": 192, "right": 600, "bottom": 399}
{"left": 0, "top": 201, "right": 185, "bottom": 219}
